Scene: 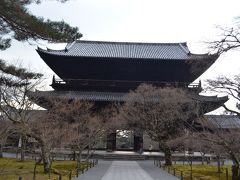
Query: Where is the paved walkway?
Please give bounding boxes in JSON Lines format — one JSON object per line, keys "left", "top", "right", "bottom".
{"left": 74, "top": 160, "right": 179, "bottom": 180}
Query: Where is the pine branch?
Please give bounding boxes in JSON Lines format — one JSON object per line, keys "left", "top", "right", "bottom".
{"left": 0, "top": 0, "right": 82, "bottom": 49}
{"left": 0, "top": 59, "right": 43, "bottom": 80}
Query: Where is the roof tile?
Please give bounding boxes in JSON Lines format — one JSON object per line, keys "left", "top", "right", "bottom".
{"left": 206, "top": 115, "right": 240, "bottom": 129}
{"left": 42, "top": 40, "right": 191, "bottom": 60}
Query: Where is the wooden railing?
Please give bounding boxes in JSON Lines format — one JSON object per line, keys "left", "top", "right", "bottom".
{"left": 52, "top": 77, "right": 201, "bottom": 91}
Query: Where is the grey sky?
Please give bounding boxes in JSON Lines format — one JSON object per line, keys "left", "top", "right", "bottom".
{"left": 1, "top": 0, "right": 240, "bottom": 87}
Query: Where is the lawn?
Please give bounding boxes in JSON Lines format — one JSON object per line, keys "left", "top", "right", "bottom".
{"left": 0, "top": 158, "right": 91, "bottom": 180}
{"left": 167, "top": 164, "right": 232, "bottom": 180}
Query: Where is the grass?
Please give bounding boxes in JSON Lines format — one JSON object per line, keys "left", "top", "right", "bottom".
{"left": 0, "top": 158, "right": 91, "bottom": 180}
{"left": 165, "top": 164, "right": 232, "bottom": 180}
{"left": 1, "top": 158, "right": 233, "bottom": 180}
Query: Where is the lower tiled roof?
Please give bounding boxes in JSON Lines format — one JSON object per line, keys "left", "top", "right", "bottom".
{"left": 205, "top": 115, "right": 240, "bottom": 129}
{"left": 29, "top": 90, "right": 228, "bottom": 103}
{"left": 30, "top": 90, "right": 128, "bottom": 102}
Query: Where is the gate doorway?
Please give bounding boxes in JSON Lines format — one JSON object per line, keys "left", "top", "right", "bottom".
{"left": 116, "top": 130, "right": 134, "bottom": 150}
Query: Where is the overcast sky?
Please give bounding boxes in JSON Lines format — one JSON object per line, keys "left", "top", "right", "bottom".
{"left": 1, "top": 0, "right": 240, "bottom": 89}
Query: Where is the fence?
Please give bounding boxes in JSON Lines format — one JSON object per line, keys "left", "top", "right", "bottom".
{"left": 154, "top": 159, "right": 231, "bottom": 180}
{"left": 17, "top": 159, "right": 98, "bottom": 180}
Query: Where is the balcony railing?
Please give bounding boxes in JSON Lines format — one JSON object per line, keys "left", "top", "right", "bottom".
{"left": 51, "top": 76, "right": 201, "bottom": 92}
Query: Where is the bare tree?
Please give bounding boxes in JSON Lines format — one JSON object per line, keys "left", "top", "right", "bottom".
{"left": 0, "top": 61, "right": 43, "bottom": 161}
{"left": 1, "top": 88, "right": 120, "bottom": 174}
{"left": 204, "top": 18, "right": 240, "bottom": 179}
{"left": 49, "top": 98, "right": 120, "bottom": 173}
{"left": 0, "top": 116, "right": 12, "bottom": 158}
{"left": 55, "top": 100, "right": 96, "bottom": 172}
{"left": 194, "top": 117, "right": 240, "bottom": 180}
{"left": 206, "top": 17, "right": 240, "bottom": 115}
{"left": 28, "top": 110, "right": 68, "bottom": 174}
{"left": 1, "top": 102, "right": 70, "bottom": 174}
{"left": 168, "top": 131, "right": 211, "bottom": 164}
{"left": 0, "top": 61, "right": 67, "bottom": 174}
{"left": 0, "top": 61, "right": 66, "bottom": 175}
{"left": 66, "top": 117, "right": 105, "bottom": 173}
{"left": 209, "top": 19, "right": 240, "bottom": 54}
{"left": 121, "top": 84, "right": 198, "bottom": 165}
{"left": 207, "top": 75, "right": 240, "bottom": 115}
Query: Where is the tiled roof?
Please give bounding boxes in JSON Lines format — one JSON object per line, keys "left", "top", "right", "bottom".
{"left": 30, "top": 90, "right": 227, "bottom": 103}
{"left": 192, "top": 95, "right": 228, "bottom": 102}
{"left": 30, "top": 90, "right": 128, "bottom": 102}
{"left": 206, "top": 115, "right": 240, "bottom": 129}
{"left": 38, "top": 40, "right": 195, "bottom": 60}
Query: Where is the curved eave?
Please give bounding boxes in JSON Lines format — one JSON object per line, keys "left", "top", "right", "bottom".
{"left": 189, "top": 53, "right": 219, "bottom": 60}
{"left": 36, "top": 48, "right": 198, "bottom": 83}
{"left": 37, "top": 47, "right": 65, "bottom": 53}
{"left": 36, "top": 48, "right": 66, "bottom": 80}
{"left": 27, "top": 91, "right": 54, "bottom": 109}
{"left": 28, "top": 90, "right": 228, "bottom": 114}
{"left": 186, "top": 53, "right": 219, "bottom": 81}
{"left": 194, "top": 95, "right": 229, "bottom": 114}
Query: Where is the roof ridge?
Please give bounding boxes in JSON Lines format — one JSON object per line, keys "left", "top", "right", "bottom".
{"left": 205, "top": 114, "right": 238, "bottom": 117}
{"left": 66, "top": 41, "right": 76, "bottom": 50}
{"left": 74, "top": 40, "right": 187, "bottom": 46}
{"left": 179, "top": 43, "right": 190, "bottom": 54}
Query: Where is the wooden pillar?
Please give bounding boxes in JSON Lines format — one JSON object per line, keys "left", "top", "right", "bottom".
{"left": 134, "top": 132, "right": 143, "bottom": 152}
{"left": 106, "top": 132, "right": 116, "bottom": 151}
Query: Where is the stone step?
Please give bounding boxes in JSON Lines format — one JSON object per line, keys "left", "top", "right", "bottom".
{"left": 103, "top": 154, "right": 145, "bottom": 160}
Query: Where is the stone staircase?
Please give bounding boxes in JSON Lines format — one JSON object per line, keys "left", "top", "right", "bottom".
{"left": 103, "top": 153, "right": 145, "bottom": 160}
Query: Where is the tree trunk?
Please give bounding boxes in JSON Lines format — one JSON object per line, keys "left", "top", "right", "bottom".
{"left": 33, "top": 161, "right": 37, "bottom": 180}
{"left": 0, "top": 145, "right": 3, "bottom": 158}
{"left": 41, "top": 146, "right": 51, "bottom": 174}
{"left": 86, "top": 144, "right": 95, "bottom": 161}
{"left": 216, "top": 155, "right": 222, "bottom": 173}
{"left": 72, "top": 151, "right": 76, "bottom": 161}
{"left": 163, "top": 146, "right": 172, "bottom": 166}
{"left": 20, "top": 147, "right": 25, "bottom": 161}
{"left": 183, "top": 151, "right": 185, "bottom": 165}
{"left": 20, "top": 137, "right": 26, "bottom": 161}
{"left": 159, "top": 142, "right": 172, "bottom": 166}
{"left": 190, "top": 158, "right": 193, "bottom": 180}
{"left": 229, "top": 152, "right": 240, "bottom": 180}
{"left": 232, "top": 165, "right": 240, "bottom": 180}
{"left": 200, "top": 152, "right": 205, "bottom": 165}
{"left": 77, "top": 150, "right": 82, "bottom": 173}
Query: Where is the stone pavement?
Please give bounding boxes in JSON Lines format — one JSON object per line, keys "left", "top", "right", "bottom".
{"left": 138, "top": 160, "right": 179, "bottom": 180}
{"left": 74, "top": 160, "right": 179, "bottom": 180}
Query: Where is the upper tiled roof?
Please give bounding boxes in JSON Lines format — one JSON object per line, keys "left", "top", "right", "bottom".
{"left": 38, "top": 40, "right": 196, "bottom": 60}
{"left": 206, "top": 115, "right": 240, "bottom": 129}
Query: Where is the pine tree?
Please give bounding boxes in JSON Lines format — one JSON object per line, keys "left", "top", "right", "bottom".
{"left": 0, "top": 0, "right": 82, "bottom": 50}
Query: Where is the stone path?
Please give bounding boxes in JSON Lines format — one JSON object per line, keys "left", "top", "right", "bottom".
{"left": 73, "top": 161, "right": 112, "bottom": 180}
{"left": 74, "top": 160, "right": 179, "bottom": 180}
{"left": 138, "top": 160, "right": 179, "bottom": 180}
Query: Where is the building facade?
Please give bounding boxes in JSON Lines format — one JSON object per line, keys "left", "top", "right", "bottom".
{"left": 32, "top": 40, "right": 228, "bottom": 151}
